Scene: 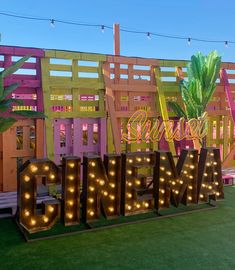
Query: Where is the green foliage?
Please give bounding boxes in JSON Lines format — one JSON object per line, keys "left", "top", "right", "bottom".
{"left": 0, "top": 55, "right": 45, "bottom": 133}
{"left": 167, "top": 101, "right": 187, "bottom": 118}
{"left": 0, "top": 117, "right": 17, "bottom": 132}
{"left": 168, "top": 51, "right": 221, "bottom": 119}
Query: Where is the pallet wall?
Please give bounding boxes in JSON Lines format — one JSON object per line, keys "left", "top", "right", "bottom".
{"left": 0, "top": 46, "right": 44, "bottom": 191}
{"left": 0, "top": 44, "right": 235, "bottom": 191}
{"left": 41, "top": 50, "right": 106, "bottom": 164}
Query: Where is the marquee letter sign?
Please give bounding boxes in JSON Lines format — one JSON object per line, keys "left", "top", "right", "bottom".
{"left": 17, "top": 148, "right": 224, "bottom": 236}
{"left": 18, "top": 159, "right": 60, "bottom": 233}
{"left": 62, "top": 157, "right": 81, "bottom": 226}
{"left": 82, "top": 154, "right": 121, "bottom": 223}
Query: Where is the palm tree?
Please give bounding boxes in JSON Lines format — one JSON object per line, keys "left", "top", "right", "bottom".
{"left": 0, "top": 55, "right": 44, "bottom": 133}
{"left": 168, "top": 51, "right": 221, "bottom": 148}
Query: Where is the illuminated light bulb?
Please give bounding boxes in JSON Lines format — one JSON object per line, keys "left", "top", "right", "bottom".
{"left": 88, "top": 198, "right": 94, "bottom": 203}
{"left": 189, "top": 175, "right": 193, "bottom": 179}
{"left": 206, "top": 162, "right": 210, "bottom": 167}
{"left": 128, "top": 159, "right": 133, "bottom": 163}
{"left": 160, "top": 166, "right": 165, "bottom": 171}
{"left": 127, "top": 193, "right": 132, "bottom": 198}
{"left": 127, "top": 205, "right": 132, "bottom": 210}
{"left": 146, "top": 158, "right": 150, "bottom": 162}
{"left": 183, "top": 170, "right": 187, "bottom": 174}
{"left": 213, "top": 162, "right": 217, "bottom": 165}
{"left": 216, "top": 192, "right": 220, "bottom": 196}
{"left": 48, "top": 206, "right": 54, "bottom": 213}
{"left": 215, "top": 182, "right": 219, "bottom": 185}
{"left": 189, "top": 185, "right": 193, "bottom": 190}
{"left": 69, "top": 187, "right": 75, "bottom": 193}
{"left": 204, "top": 173, "right": 208, "bottom": 177}
{"left": 68, "top": 175, "right": 74, "bottom": 181}
{"left": 208, "top": 185, "right": 212, "bottom": 190}
{"left": 99, "top": 180, "right": 105, "bottom": 186}
{"left": 160, "top": 200, "right": 164, "bottom": 205}
{"left": 179, "top": 180, "right": 183, "bottom": 184}
{"left": 127, "top": 170, "right": 132, "bottom": 175}
{"left": 190, "top": 154, "right": 194, "bottom": 158}
{"left": 214, "top": 172, "right": 218, "bottom": 175}
{"left": 161, "top": 189, "right": 165, "bottom": 194}
{"left": 109, "top": 171, "right": 115, "bottom": 176}
{"left": 110, "top": 183, "right": 116, "bottom": 188}
{"left": 175, "top": 190, "right": 179, "bottom": 194}
{"left": 103, "top": 191, "right": 108, "bottom": 196}
{"left": 24, "top": 175, "right": 30, "bottom": 182}
{"left": 24, "top": 210, "right": 30, "bottom": 217}
{"left": 44, "top": 165, "right": 50, "bottom": 171}
{"left": 188, "top": 196, "right": 192, "bottom": 201}
{"left": 31, "top": 219, "right": 36, "bottom": 225}
{"left": 190, "top": 165, "right": 195, "bottom": 169}
{"left": 135, "top": 180, "right": 141, "bottom": 185}
{"left": 89, "top": 173, "right": 95, "bottom": 178}
{"left": 109, "top": 195, "right": 115, "bottom": 200}
{"left": 68, "top": 162, "right": 75, "bottom": 168}
{"left": 136, "top": 203, "right": 141, "bottom": 209}
{"left": 166, "top": 171, "right": 172, "bottom": 176}
{"left": 90, "top": 162, "right": 96, "bottom": 167}
{"left": 89, "top": 186, "right": 95, "bottom": 192}
{"left": 144, "top": 202, "right": 149, "bottom": 208}
{"left": 108, "top": 207, "right": 114, "bottom": 212}
{"left": 161, "top": 156, "right": 166, "bottom": 160}
{"left": 127, "top": 182, "right": 132, "bottom": 187}
{"left": 67, "top": 213, "right": 73, "bottom": 219}
{"left": 160, "top": 178, "right": 165, "bottom": 182}
{"left": 110, "top": 160, "right": 116, "bottom": 165}
{"left": 200, "top": 194, "right": 204, "bottom": 198}
{"left": 172, "top": 181, "right": 176, "bottom": 185}
{"left": 30, "top": 165, "right": 38, "bottom": 173}
{"left": 24, "top": 193, "right": 30, "bottom": 200}
{"left": 210, "top": 153, "right": 214, "bottom": 157}
{"left": 89, "top": 210, "right": 94, "bottom": 216}
{"left": 68, "top": 200, "right": 74, "bottom": 206}
{"left": 43, "top": 216, "right": 49, "bottom": 223}
{"left": 136, "top": 157, "right": 142, "bottom": 162}
{"left": 50, "top": 174, "right": 55, "bottom": 180}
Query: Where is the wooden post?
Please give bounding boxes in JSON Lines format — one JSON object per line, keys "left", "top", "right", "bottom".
{"left": 113, "top": 23, "right": 120, "bottom": 55}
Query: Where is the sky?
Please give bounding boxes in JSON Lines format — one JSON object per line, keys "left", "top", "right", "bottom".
{"left": 1, "top": 0, "right": 235, "bottom": 62}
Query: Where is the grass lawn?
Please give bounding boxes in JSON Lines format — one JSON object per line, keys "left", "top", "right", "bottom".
{"left": 0, "top": 186, "right": 235, "bottom": 270}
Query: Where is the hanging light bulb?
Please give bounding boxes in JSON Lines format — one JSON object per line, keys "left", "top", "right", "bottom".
{"left": 101, "top": 25, "right": 105, "bottom": 33}
{"left": 147, "top": 32, "right": 151, "bottom": 40}
{"left": 188, "top": 38, "right": 191, "bottom": 45}
{"left": 50, "top": 19, "right": 55, "bottom": 28}
{"left": 225, "top": 41, "right": 228, "bottom": 48}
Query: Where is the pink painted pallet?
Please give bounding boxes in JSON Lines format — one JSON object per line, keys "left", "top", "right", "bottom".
{"left": 0, "top": 45, "right": 44, "bottom": 117}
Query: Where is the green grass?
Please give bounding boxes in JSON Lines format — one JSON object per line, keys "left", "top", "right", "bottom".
{"left": 1, "top": 186, "right": 235, "bottom": 270}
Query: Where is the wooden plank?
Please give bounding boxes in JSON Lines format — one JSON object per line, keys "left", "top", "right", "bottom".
{"left": 110, "top": 84, "right": 156, "bottom": 92}
{"left": 49, "top": 64, "right": 72, "bottom": 72}
{"left": 103, "top": 62, "right": 121, "bottom": 153}
{"left": 154, "top": 67, "right": 176, "bottom": 156}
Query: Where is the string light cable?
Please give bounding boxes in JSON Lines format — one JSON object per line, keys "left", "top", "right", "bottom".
{"left": 0, "top": 10, "right": 234, "bottom": 47}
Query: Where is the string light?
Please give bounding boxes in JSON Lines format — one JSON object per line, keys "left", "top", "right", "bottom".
{"left": 50, "top": 19, "right": 55, "bottom": 28}
{"left": 0, "top": 11, "right": 234, "bottom": 46}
